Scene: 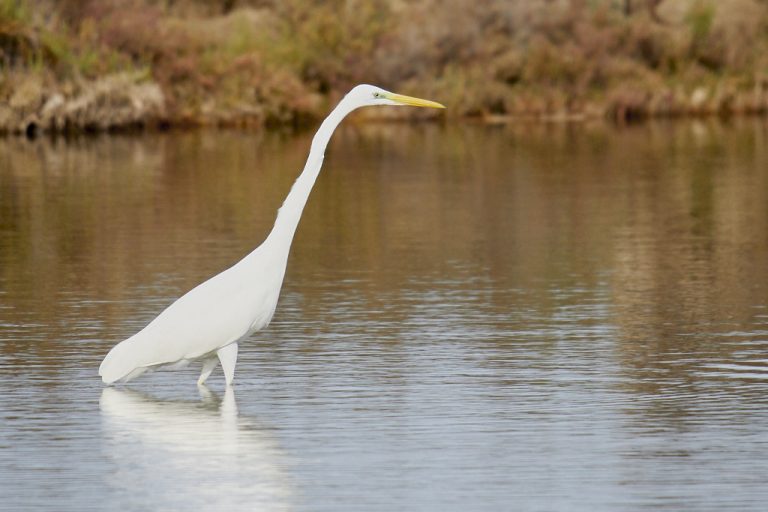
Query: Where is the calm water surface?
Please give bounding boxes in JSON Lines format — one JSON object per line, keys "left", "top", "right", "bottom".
{"left": 1, "top": 121, "right": 768, "bottom": 511}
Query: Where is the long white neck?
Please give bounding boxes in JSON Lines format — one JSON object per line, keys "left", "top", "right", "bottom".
{"left": 262, "top": 97, "right": 358, "bottom": 256}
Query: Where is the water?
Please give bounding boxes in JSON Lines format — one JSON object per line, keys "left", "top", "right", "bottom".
{"left": 1, "top": 120, "right": 768, "bottom": 511}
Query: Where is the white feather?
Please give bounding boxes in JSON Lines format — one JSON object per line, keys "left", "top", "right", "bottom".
{"left": 98, "top": 84, "right": 445, "bottom": 385}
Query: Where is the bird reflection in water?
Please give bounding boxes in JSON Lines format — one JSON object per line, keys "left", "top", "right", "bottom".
{"left": 100, "top": 387, "right": 293, "bottom": 511}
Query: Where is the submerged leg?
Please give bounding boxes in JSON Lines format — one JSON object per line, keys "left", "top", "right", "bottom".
{"left": 197, "top": 383, "right": 214, "bottom": 401}
{"left": 217, "top": 343, "right": 238, "bottom": 387}
{"left": 197, "top": 357, "right": 218, "bottom": 386}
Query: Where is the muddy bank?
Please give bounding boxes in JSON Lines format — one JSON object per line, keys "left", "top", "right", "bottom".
{"left": 0, "top": 73, "right": 165, "bottom": 135}
{"left": 3, "top": 75, "right": 766, "bottom": 135}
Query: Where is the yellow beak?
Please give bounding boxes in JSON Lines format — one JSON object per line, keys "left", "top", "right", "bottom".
{"left": 386, "top": 92, "right": 446, "bottom": 109}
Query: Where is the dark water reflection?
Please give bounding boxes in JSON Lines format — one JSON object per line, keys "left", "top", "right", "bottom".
{"left": 1, "top": 120, "right": 768, "bottom": 510}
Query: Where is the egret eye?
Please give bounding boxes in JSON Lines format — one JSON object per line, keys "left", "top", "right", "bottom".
{"left": 373, "top": 92, "right": 381, "bottom": 98}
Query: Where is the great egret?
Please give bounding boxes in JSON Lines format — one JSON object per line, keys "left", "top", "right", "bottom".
{"left": 99, "top": 84, "right": 445, "bottom": 386}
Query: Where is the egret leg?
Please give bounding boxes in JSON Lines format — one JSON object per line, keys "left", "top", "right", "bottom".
{"left": 217, "top": 343, "right": 238, "bottom": 387}
{"left": 197, "top": 357, "right": 218, "bottom": 386}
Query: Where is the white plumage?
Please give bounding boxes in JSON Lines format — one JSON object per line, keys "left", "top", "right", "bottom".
{"left": 99, "top": 244, "right": 283, "bottom": 384}
{"left": 99, "top": 84, "right": 445, "bottom": 386}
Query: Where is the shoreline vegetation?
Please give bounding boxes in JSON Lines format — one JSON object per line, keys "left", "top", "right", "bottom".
{"left": 2, "top": 0, "right": 768, "bottom": 135}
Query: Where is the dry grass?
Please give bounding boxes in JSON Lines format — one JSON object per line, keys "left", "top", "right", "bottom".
{"left": 2, "top": 0, "right": 768, "bottom": 132}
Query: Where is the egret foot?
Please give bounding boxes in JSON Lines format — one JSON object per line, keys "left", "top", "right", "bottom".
{"left": 217, "top": 343, "right": 238, "bottom": 386}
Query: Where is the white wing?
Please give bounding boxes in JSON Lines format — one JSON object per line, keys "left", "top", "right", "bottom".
{"left": 99, "top": 248, "right": 284, "bottom": 384}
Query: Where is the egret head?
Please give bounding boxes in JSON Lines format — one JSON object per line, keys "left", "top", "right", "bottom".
{"left": 346, "top": 84, "right": 445, "bottom": 110}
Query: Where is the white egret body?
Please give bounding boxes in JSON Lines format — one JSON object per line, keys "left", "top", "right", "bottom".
{"left": 99, "top": 84, "right": 444, "bottom": 386}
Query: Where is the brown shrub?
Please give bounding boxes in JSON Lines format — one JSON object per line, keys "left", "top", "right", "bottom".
{"left": 4, "top": 0, "right": 768, "bottom": 130}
